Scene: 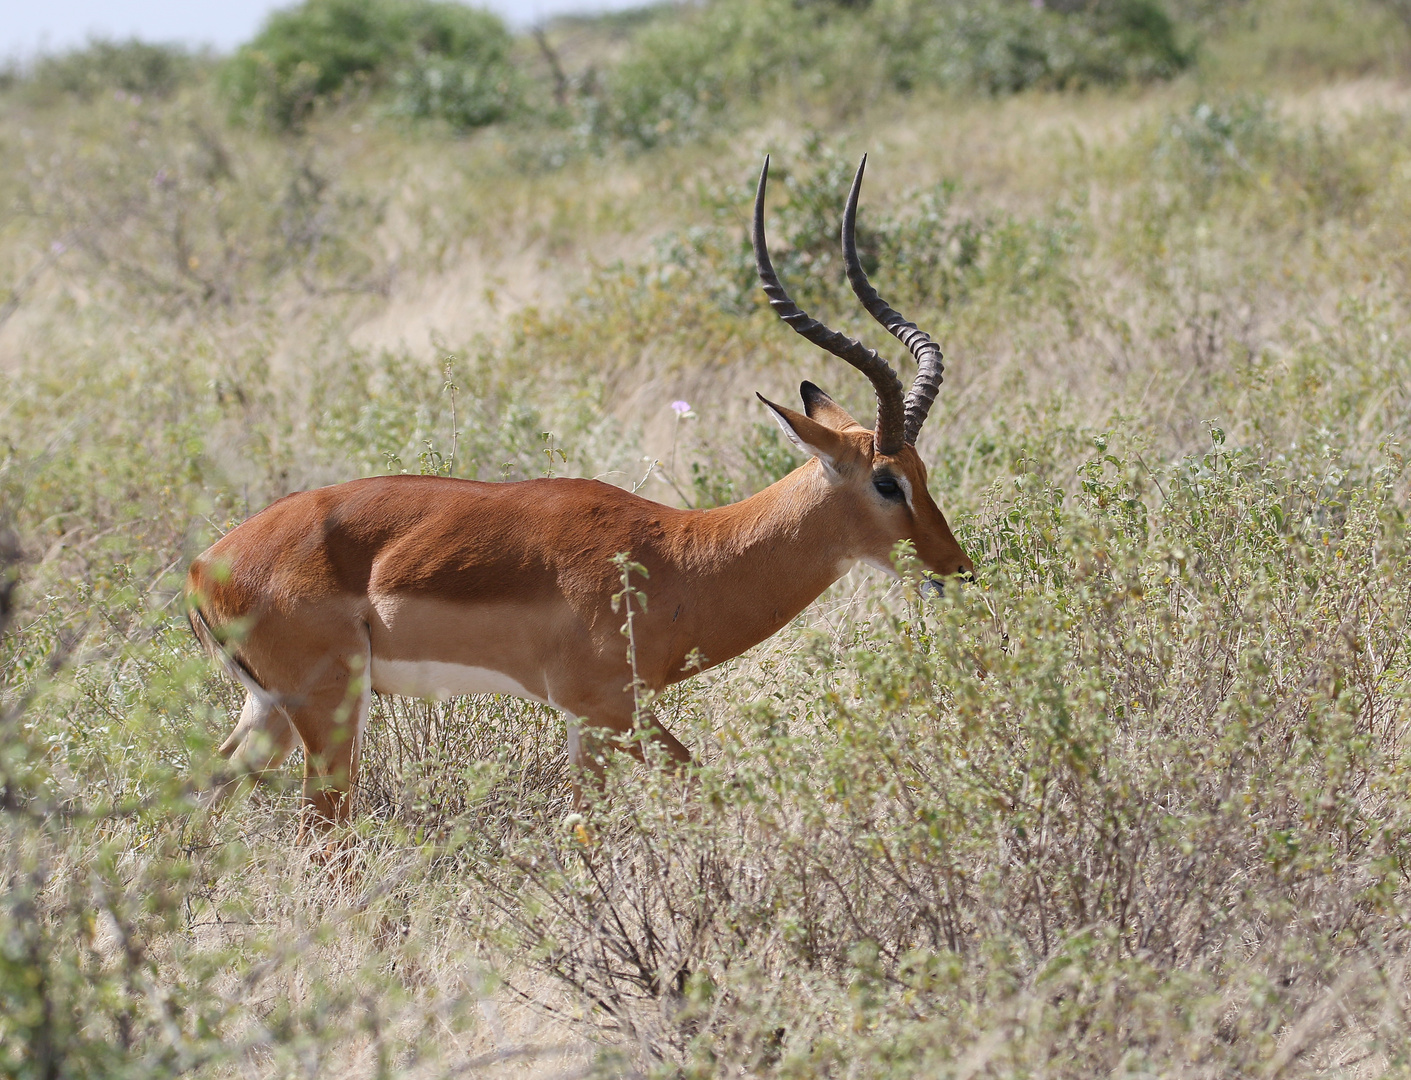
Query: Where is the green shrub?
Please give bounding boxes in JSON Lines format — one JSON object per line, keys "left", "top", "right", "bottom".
{"left": 10, "top": 105, "right": 390, "bottom": 312}
{"left": 1149, "top": 94, "right": 1379, "bottom": 219}
{"left": 1377, "top": 0, "right": 1411, "bottom": 28}
{"left": 585, "top": 0, "right": 1193, "bottom": 149}
{"left": 221, "top": 0, "right": 517, "bottom": 131}
{"left": 655, "top": 142, "right": 1075, "bottom": 325}
{"left": 884, "top": 0, "right": 1192, "bottom": 95}
{"left": 16, "top": 38, "right": 201, "bottom": 104}
{"left": 590, "top": 0, "right": 829, "bottom": 149}
{"left": 389, "top": 53, "right": 517, "bottom": 129}
{"left": 1157, "top": 94, "right": 1282, "bottom": 181}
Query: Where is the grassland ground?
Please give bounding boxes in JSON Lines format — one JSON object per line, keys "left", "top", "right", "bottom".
{"left": 4, "top": 1, "right": 1411, "bottom": 1074}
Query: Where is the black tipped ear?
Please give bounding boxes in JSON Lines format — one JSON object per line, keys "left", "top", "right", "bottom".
{"left": 757, "top": 392, "right": 851, "bottom": 474}
{"left": 799, "top": 381, "right": 832, "bottom": 414}
{"left": 799, "top": 381, "right": 865, "bottom": 432}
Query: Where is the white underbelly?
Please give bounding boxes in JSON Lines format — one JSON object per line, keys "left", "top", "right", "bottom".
{"left": 370, "top": 658, "right": 543, "bottom": 703}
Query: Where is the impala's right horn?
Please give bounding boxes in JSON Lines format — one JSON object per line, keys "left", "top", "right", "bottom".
{"left": 842, "top": 155, "right": 945, "bottom": 446}
{"left": 753, "top": 155, "right": 907, "bottom": 456}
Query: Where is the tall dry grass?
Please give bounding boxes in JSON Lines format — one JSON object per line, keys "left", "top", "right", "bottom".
{"left": 3, "top": 0, "right": 1411, "bottom": 1074}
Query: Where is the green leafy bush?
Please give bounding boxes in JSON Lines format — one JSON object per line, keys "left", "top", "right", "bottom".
{"left": 586, "top": 0, "right": 1193, "bottom": 149}
{"left": 221, "top": 0, "right": 517, "bottom": 131}
{"left": 11, "top": 106, "right": 389, "bottom": 312}
{"left": 589, "top": 0, "right": 829, "bottom": 149}
{"left": 1150, "top": 94, "right": 1377, "bottom": 218}
{"left": 14, "top": 38, "right": 202, "bottom": 104}
{"left": 389, "top": 53, "right": 517, "bottom": 129}
{"left": 884, "top": 0, "right": 1192, "bottom": 95}
{"left": 654, "top": 142, "right": 1076, "bottom": 324}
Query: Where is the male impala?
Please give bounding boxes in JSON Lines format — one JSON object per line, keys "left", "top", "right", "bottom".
{"left": 186, "top": 155, "right": 973, "bottom": 831}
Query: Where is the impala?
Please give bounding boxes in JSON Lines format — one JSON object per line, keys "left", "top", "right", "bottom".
{"left": 186, "top": 155, "right": 973, "bottom": 831}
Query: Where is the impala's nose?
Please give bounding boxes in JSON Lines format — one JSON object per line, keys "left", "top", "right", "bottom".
{"left": 920, "top": 568, "right": 972, "bottom": 598}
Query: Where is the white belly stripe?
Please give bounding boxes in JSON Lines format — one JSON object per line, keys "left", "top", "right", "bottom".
{"left": 370, "top": 658, "right": 544, "bottom": 703}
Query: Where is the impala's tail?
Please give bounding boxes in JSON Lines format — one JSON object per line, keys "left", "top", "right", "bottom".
{"left": 186, "top": 568, "right": 281, "bottom": 755}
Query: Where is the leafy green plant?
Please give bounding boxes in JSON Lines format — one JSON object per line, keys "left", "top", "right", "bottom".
{"left": 584, "top": 0, "right": 837, "bottom": 149}
{"left": 884, "top": 0, "right": 1192, "bottom": 95}
{"left": 656, "top": 140, "right": 1074, "bottom": 328}
{"left": 16, "top": 38, "right": 203, "bottom": 104}
{"left": 221, "top": 0, "right": 517, "bottom": 131}
{"left": 390, "top": 52, "right": 517, "bottom": 130}
{"left": 584, "top": 0, "right": 1193, "bottom": 149}
{"left": 1150, "top": 94, "right": 1379, "bottom": 220}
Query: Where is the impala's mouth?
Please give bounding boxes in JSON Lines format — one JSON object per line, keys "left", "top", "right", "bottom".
{"left": 920, "top": 568, "right": 973, "bottom": 597}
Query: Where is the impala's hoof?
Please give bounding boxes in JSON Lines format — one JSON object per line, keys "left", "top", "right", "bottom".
{"left": 305, "top": 831, "right": 360, "bottom": 883}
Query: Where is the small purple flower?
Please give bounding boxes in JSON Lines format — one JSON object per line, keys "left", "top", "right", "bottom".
{"left": 671, "top": 400, "right": 691, "bottom": 416}
{"left": 50, "top": 240, "right": 67, "bottom": 255}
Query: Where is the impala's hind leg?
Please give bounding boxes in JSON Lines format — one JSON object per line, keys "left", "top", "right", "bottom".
{"left": 210, "top": 689, "right": 296, "bottom": 804}
{"left": 287, "top": 639, "right": 372, "bottom": 840}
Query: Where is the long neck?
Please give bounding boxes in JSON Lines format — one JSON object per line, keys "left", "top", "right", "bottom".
{"left": 663, "top": 461, "right": 861, "bottom": 676}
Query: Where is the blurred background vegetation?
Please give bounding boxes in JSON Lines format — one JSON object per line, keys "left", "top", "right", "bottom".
{"left": 3, "top": 0, "right": 1411, "bottom": 1075}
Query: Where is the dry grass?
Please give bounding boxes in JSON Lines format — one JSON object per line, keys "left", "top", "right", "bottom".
{"left": 4, "top": 0, "right": 1411, "bottom": 1074}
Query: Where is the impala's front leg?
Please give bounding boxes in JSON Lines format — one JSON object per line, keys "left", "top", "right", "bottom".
{"left": 555, "top": 675, "right": 692, "bottom": 808}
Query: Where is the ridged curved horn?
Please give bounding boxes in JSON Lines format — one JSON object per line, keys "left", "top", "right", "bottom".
{"left": 842, "top": 155, "right": 945, "bottom": 446}
{"left": 753, "top": 155, "right": 906, "bottom": 456}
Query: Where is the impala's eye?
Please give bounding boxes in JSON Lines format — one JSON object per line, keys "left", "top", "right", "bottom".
{"left": 873, "top": 475, "right": 903, "bottom": 500}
